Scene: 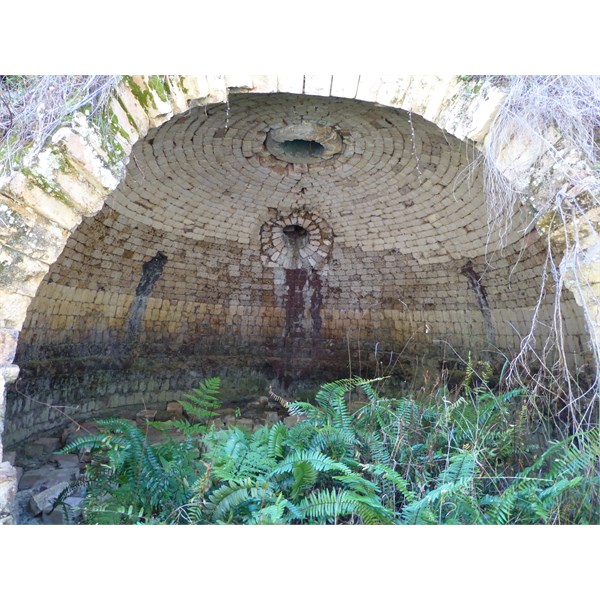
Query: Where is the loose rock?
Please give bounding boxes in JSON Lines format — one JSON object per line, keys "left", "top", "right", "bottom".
{"left": 42, "top": 496, "right": 84, "bottom": 525}
{"left": 29, "top": 482, "right": 70, "bottom": 516}
{"left": 18, "top": 466, "right": 79, "bottom": 492}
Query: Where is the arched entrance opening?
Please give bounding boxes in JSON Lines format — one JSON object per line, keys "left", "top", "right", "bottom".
{"left": 4, "top": 91, "right": 589, "bottom": 447}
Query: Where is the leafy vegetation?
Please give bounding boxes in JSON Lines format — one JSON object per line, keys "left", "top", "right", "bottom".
{"left": 57, "top": 366, "right": 599, "bottom": 525}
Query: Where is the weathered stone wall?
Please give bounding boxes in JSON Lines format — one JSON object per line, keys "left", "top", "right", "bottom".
{"left": 4, "top": 90, "right": 591, "bottom": 444}
{"left": 1, "top": 75, "right": 598, "bottom": 521}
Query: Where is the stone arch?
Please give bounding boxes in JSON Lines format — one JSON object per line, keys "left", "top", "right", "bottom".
{"left": 0, "top": 75, "right": 597, "bottom": 521}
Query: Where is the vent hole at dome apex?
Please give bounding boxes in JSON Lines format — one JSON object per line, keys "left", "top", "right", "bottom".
{"left": 280, "top": 139, "right": 325, "bottom": 159}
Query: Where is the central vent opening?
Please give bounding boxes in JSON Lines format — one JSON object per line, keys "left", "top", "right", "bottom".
{"left": 265, "top": 124, "right": 343, "bottom": 164}
{"left": 280, "top": 139, "right": 325, "bottom": 159}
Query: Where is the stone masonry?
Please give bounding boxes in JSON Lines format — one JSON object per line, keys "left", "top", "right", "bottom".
{"left": 1, "top": 75, "right": 598, "bottom": 522}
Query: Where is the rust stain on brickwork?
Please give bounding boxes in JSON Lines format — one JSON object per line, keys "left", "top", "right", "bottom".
{"left": 309, "top": 269, "right": 323, "bottom": 339}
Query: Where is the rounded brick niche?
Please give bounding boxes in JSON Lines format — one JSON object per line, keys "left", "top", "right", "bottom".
{"left": 260, "top": 211, "right": 334, "bottom": 269}
{"left": 4, "top": 92, "right": 589, "bottom": 446}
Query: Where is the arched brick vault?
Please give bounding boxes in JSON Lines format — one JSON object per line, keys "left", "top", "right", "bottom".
{"left": 0, "top": 76, "right": 596, "bottom": 519}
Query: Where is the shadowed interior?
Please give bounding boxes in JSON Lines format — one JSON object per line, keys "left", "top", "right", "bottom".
{"left": 5, "top": 93, "right": 589, "bottom": 446}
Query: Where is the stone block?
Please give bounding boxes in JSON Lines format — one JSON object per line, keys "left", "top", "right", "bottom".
{"left": 465, "top": 85, "right": 507, "bottom": 143}
{"left": 32, "top": 437, "right": 61, "bottom": 454}
{"left": 355, "top": 75, "right": 383, "bottom": 103}
{"left": 0, "top": 329, "right": 18, "bottom": 366}
{"left": 222, "top": 414, "right": 237, "bottom": 427}
{"left": 277, "top": 76, "right": 304, "bottom": 94}
{"left": 42, "top": 496, "right": 83, "bottom": 524}
{"left": 235, "top": 418, "right": 255, "bottom": 430}
{"left": 62, "top": 422, "right": 99, "bottom": 445}
{"left": 0, "top": 514, "right": 15, "bottom": 525}
{"left": 250, "top": 76, "right": 278, "bottom": 94}
{"left": 224, "top": 75, "right": 255, "bottom": 90}
{"left": 51, "top": 128, "right": 120, "bottom": 191}
{"left": 264, "top": 411, "right": 280, "bottom": 425}
{"left": 15, "top": 467, "right": 23, "bottom": 487}
{"left": 22, "top": 443, "right": 47, "bottom": 460}
{"left": 144, "top": 426, "right": 165, "bottom": 445}
{"left": 330, "top": 75, "right": 361, "bottom": 99}
{"left": 283, "top": 416, "right": 300, "bottom": 427}
{"left": 49, "top": 453, "right": 80, "bottom": 469}
{"left": 204, "top": 76, "right": 228, "bottom": 104}
{"left": 108, "top": 95, "right": 139, "bottom": 150}
{"left": 114, "top": 84, "right": 151, "bottom": 137}
{"left": 166, "top": 402, "right": 183, "bottom": 417}
{"left": 18, "top": 466, "right": 80, "bottom": 492}
{"left": 303, "top": 75, "right": 332, "bottom": 97}
{"left": 136, "top": 409, "right": 157, "bottom": 427}
{"left": 0, "top": 291, "right": 32, "bottom": 330}
{"left": 3, "top": 450, "right": 16, "bottom": 465}
{"left": 179, "top": 76, "right": 210, "bottom": 104}
{"left": 53, "top": 170, "right": 107, "bottom": 218}
{"left": 0, "top": 462, "right": 17, "bottom": 520}
{"left": 29, "top": 481, "right": 70, "bottom": 516}
{"left": 7, "top": 173, "right": 82, "bottom": 231}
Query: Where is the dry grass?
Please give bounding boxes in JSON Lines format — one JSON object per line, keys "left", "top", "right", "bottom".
{"left": 483, "top": 76, "right": 600, "bottom": 232}
{"left": 0, "top": 75, "right": 121, "bottom": 177}
{"left": 476, "top": 76, "right": 600, "bottom": 432}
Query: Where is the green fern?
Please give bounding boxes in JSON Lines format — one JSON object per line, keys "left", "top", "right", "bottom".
{"left": 291, "top": 460, "right": 318, "bottom": 499}
{"left": 152, "top": 377, "right": 221, "bottom": 438}
{"left": 270, "top": 449, "right": 351, "bottom": 477}
{"left": 267, "top": 422, "right": 288, "bottom": 459}
{"left": 205, "top": 479, "right": 253, "bottom": 522}
{"left": 69, "top": 374, "right": 598, "bottom": 526}
{"left": 296, "top": 488, "right": 358, "bottom": 523}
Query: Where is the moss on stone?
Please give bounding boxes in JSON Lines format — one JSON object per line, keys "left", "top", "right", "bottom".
{"left": 105, "top": 106, "right": 131, "bottom": 143}
{"left": 52, "top": 150, "right": 75, "bottom": 175}
{"left": 178, "top": 76, "right": 189, "bottom": 95}
{"left": 97, "top": 112, "right": 127, "bottom": 167}
{"left": 536, "top": 208, "right": 559, "bottom": 233}
{"left": 123, "top": 76, "right": 157, "bottom": 111}
{"left": 103, "top": 136, "right": 125, "bottom": 167}
{"left": 21, "top": 167, "right": 75, "bottom": 208}
{"left": 116, "top": 96, "right": 139, "bottom": 131}
{"left": 148, "top": 76, "right": 169, "bottom": 102}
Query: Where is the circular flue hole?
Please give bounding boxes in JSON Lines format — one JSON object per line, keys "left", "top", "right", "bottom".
{"left": 282, "top": 224, "right": 308, "bottom": 240}
{"left": 265, "top": 125, "right": 342, "bottom": 164}
{"left": 279, "top": 139, "right": 325, "bottom": 159}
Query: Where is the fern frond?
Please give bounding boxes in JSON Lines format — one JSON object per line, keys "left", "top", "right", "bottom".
{"left": 333, "top": 472, "right": 380, "bottom": 495}
{"left": 287, "top": 401, "right": 324, "bottom": 421}
{"left": 549, "top": 426, "right": 599, "bottom": 479}
{"left": 154, "top": 377, "right": 221, "bottom": 438}
{"left": 188, "top": 377, "right": 221, "bottom": 403}
{"left": 297, "top": 488, "right": 357, "bottom": 523}
{"left": 268, "top": 422, "right": 288, "bottom": 459}
{"left": 291, "top": 461, "right": 318, "bottom": 499}
{"left": 362, "top": 463, "right": 417, "bottom": 502}
{"left": 347, "top": 491, "right": 396, "bottom": 524}
{"left": 270, "top": 450, "right": 351, "bottom": 477}
{"left": 311, "top": 426, "right": 355, "bottom": 461}
{"left": 401, "top": 477, "right": 475, "bottom": 524}
{"left": 206, "top": 479, "right": 253, "bottom": 521}
{"left": 438, "top": 452, "right": 478, "bottom": 485}
{"left": 246, "top": 500, "right": 287, "bottom": 524}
